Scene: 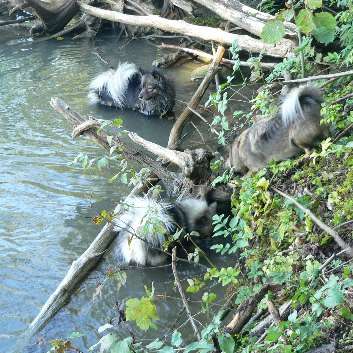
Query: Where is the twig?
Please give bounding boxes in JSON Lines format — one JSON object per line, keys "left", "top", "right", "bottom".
{"left": 271, "top": 187, "right": 353, "bottom": 258}
{"left": 0, "top": 15, "right": 35, "bottom": 26}
{"left": 282, "top": 69, "right": 353, "bottom": 84}
{"left": 331, "top": 92, "right": 353, "bottom": 105}
{"left": 187, "top": 106, "right": 220, "bottom": 136}
{"left": 333, "top": 122, "right": 353, "bottom": 143}
{"left": 171, "top": 248, "right": 201, "bottom": 340}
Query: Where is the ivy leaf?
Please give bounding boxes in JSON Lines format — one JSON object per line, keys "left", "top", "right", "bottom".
{"left": 313, "top": 12, "right": 337, "bottom": 44}
{"left": 125, "top": 297, "right": 159, "bottom": 331}
{"left": 323, "top": 283, "right": 344, "bottom": 308}
{"left": 305, "top": 0, "right": 322, "bottom": 9}
{"left": 296, "top": 9, "right": 316, "bottom": 34}
{"left": 260, "top": 20, "right": 286, "bottom": 44}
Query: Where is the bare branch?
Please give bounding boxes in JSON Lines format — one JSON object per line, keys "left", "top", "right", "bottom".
{"left": 171, "top": 248, "right": 201, "bottom": 340}
{"left": 271, "top": 187, "right": 353, "bottom": 258}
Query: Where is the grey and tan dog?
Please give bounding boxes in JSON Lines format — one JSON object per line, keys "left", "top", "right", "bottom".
{"left": 226, "top": 85, "right": 330, "bottom": 175}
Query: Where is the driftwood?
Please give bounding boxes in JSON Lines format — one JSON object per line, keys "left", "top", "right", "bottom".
{"left": 168, "top": 45, "right": 225, "bottom": 149}
{"left": 78, "top": 2, "right": 296, "bottom": 58}
{"left": 192, "top": 0, "right": 296, "bottom": 38}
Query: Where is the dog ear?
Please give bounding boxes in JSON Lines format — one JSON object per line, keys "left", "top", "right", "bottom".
{"left": 151, "top": 69, "right": 164, "bottom": 81}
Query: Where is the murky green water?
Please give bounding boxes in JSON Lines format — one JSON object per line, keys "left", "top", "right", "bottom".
{"left": 0, "top": 25, "right": 242, "bottom": 352}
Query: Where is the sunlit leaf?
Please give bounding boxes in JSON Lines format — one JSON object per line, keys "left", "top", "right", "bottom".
{"left": 260, "top": 20, "right": 286, "bottom": 44}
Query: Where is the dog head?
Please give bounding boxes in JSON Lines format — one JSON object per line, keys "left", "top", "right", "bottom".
{"left": 138, "top": 70, "right": 165, "bottom": 101}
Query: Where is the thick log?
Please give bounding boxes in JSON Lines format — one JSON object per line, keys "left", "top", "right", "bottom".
{"left": 192, "top": 0, "right": 296, "bottom": 38}
{"left": 78, "top": 2, "right": 296, "bottom": 58}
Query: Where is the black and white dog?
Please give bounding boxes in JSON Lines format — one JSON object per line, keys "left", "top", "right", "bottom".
{"left": 88, "top": 62, "right": 175, "bottom": 116}
{"left": 112, "top": 195, "right": 216, "bottom": 266}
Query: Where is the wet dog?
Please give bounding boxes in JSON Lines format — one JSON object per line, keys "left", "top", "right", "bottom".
{"left": 226, "top": 85, "right": 330, "bottom": 175}
{"left": 112, "top": 195, "right": 216, "bottom": 266}
{"left": 88, "top": 62, "right": 175, "bottom": 117}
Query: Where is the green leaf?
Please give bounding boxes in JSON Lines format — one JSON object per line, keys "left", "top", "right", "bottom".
{"left": 265, "top": 328, "right": 282, "bottom": 342}
{"left": 313, "top": 12, "right": 337, "bottom": 44}
{"left": 125, "top": 297, "right": 159, "bottom": 331}
{"left": 218, "top": 333, "right": 235, "bottom": 353}
{"left": 146, "top": 339, "right": 164, "bottom": 350}
{"left": 98, "top": 323, "right": 114, "bottom": 334}
{"left": 305, "top": 0, "right": 322, "bottom": 9}
{"left": 323, "top": 283, "right": 344, "bottom": 308}
{"left": 67, "top": 331, "right": 85, "bottom": 339}
{"left": 111, "top": 337, "right": 132, "bottom": 353}
{"left": 171, "top": 331, "right": 183, "bottom": 348}
{"left": 184, "top": 339, "right": 215, "bottom": 353}
{"left": 100, "top": 333, "right": 118, "bottom": 351}
{"left": 112, "top": 118, "right": 124, "bottom": 127}
{"left": 260, "top": 20, "right": 286, "bottom": 44}
{"left": 341, "top": 307, "right": 353, "bottom": 321}
{"left": 296, "top": 9, "right": 316, "bottom": 34}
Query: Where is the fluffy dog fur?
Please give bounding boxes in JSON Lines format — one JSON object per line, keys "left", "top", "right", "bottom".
{"left": 227, "top": 85, "right": 329, "bottom": 174}
{"left": 88, "top": 62, "right": 175, "bottom": 116}
{"left": 112, "top": 196, "right": 216, "bottom": 266}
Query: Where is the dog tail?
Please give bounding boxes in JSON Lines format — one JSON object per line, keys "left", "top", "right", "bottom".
{"left": 88, "top": 62, "right": 140, "bottom": 107}
{"left": 281, "top": 85, "right": 323, "bottom": 125}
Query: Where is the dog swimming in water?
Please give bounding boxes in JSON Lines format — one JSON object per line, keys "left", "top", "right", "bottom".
{"left": 88, "top": 62, "right": 175, "bottom": 117}
{"left": 112, "top": 195, "right": 216, "bottom": 266}
{"left": 226, "top": 85, "right": 330, "bottom": 175}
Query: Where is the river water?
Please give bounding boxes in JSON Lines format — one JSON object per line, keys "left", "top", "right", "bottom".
{"left": 0, "top": 24, "right": 246, "bottom": 352}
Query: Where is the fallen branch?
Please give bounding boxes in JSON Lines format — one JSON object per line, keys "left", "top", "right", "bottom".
{"left": 223, "top": 283, "right": 272, "bottom": 335}
{"left": 283, "top": 69, "right": 353, "bottom": 84}
{"left": 78, "top": 2, "right": 296, "bottom": 58}
{"left": 271, "top": 187, "right": 353, "bottom": 258}
{"left": 171, "top": 248, "right": 201, "bottom": 340}
{"left": 333, "top": 122, "right": 353, "bottom": 143}
{"left": 249, "top": 301, "right": 292, "bottom": 337}
{"left": 49, "top": 97, "right": 193, "bottom": 198}
{"left": 129, "top": 132, "right": 213, "bottom": 181}
{"left": 157, "top": 43, "right": 277, "bottom": 69}
{"left": 168, "top": 45, "right": 225, "bottom": 148}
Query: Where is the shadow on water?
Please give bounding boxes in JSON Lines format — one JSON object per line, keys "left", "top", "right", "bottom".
{"left": 0, "top": 29, "right": 252, "bottom": 352}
